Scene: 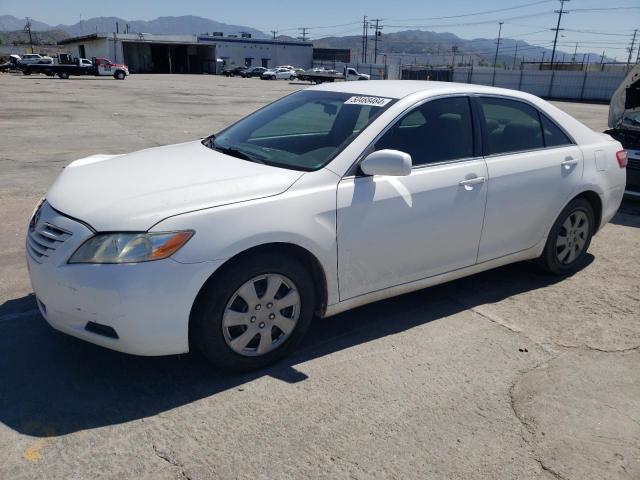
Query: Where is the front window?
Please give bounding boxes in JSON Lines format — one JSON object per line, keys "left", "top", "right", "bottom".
{"left": 205, "top": 91, "right": 396, "bottom": 171}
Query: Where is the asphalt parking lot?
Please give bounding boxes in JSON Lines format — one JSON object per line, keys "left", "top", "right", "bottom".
{"left": 0, "top": 73, "right": 638, "bottom": 480}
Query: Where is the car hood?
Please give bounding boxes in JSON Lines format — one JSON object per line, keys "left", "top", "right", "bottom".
{"left": 46, "top": 141, "right": 304, "bottom": 231}
{"left": 609, "top": 63, "right": 640, "bottom": 131}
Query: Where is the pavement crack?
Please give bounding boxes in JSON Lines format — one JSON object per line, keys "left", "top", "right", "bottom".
{"left": 151, "top": 443, "right": 192, "bottom": 480}
{"left": 534, "top": 458, "right": 571, "bottom": 480}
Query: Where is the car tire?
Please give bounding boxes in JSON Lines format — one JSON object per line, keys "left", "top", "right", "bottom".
{"left": 192, "top": 253, "right": 316, "bottom": 372}
{"left": 535, "top": 198, "right": 595, "bottom": 276}
{"left": 58, "top": 71, "right": 69, "bottom": 79}
{"left": 114, "top": 71, "right": 125, "bottom": 80}
{"left": 289, "top": 75, "right": 295, "bottom": 80}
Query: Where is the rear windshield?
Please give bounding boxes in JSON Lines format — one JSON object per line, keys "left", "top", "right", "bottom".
{"left": 205, "top": 90, "right": 396, "bottom": 171}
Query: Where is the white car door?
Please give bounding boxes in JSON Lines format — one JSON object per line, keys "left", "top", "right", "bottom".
{"left": 474, "top": 96, "right": 584, "bottom": 262}
{"left": 337, "top": 96, "right": 488, "bottom": 300}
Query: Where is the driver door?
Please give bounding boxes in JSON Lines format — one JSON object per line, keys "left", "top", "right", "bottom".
{"left": 336, "top": 96, "right": 488, "bottom": 300}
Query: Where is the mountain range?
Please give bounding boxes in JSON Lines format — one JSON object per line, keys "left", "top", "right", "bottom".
{"left": 0, "top": 14, "right": 266, "bottom": 38}
{"left": 1, "top": 14, "right": 606, "bottom": 65}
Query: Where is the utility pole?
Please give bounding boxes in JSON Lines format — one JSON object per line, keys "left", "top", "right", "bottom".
{"left": 492, "top": 21, "right": 503, "bottom": 85}
{"left": 600, "top": 50, "right": 605, "bottom": 63}
{"left": 298, "top": 27, "right": 309, "bottom": 42}
{"left": 541, "top": 51, "right": 546, "bottom": 68}
{"left": 23, "top": 17, "right": 34, "bottom": 53}
{"left": 362, "top": 16, "right": 368, "bottom": 63}
{"left": 513, "top": 42, "right": 519, "bottom": 69}
{"left": 572, "top": 42, "right": 578, "bottom": 62}
{"left": 370, "top": 19, "right": 382, "bottom": 64}
{"left": 270, "top": 30, "right": 278, "bottom": 41}
{"left": 627, "top": 29, "right": 638, "bottom": 69}
{"left": 493, "top": 22, "right": 504, "bottom": 69}
{"left": 451, "top": 46, "right": 458, "bottom": 67}
{"left": 550, "top": 0, "right": 569, "bottom": 69}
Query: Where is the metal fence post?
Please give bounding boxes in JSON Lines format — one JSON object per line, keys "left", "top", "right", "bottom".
{"left": 547, "top": 70, "right": 555, "bottom": 99}
{"left": 579, "top": 70, "right": 588, "bottom": 101}
{"left": 517, "top": 68, "right": 524, "bottom": 90}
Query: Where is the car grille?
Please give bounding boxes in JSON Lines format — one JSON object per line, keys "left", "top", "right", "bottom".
{"left": 27, "top": 220, "right": 72, "bottom": 263}
{"left": 628, "top": 156, "right": 640, "bottom": 172}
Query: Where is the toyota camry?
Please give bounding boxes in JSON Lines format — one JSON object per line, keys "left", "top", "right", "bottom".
{"left": 26, "top": 81, "right": 626, "bottom": 371}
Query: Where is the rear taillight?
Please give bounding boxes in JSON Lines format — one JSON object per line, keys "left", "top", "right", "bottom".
{"left": 616, "top": 150, "right": 628, "bottom": 168}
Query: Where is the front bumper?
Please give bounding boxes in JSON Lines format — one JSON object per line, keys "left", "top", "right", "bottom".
{"left": 26, "top": 202, "right": 223, "bottom": 356}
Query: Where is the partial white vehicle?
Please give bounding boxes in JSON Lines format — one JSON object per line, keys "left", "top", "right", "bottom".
{"left": 27, "top": 81, "right": 626, "bottom": 371}
{"left": 261, "top": 67, "right": 296, "bottom": 80}
{"left": 607, "top": 63, "right": 640, "bottom": 197}
{"left": 18, "top": 53, "right": 53, "bottom": 65}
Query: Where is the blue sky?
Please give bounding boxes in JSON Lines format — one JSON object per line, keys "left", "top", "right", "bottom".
{"left": 3, "top": 0, "right": 640, "bottom": 59}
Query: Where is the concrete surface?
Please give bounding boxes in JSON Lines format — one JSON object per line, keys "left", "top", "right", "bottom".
{"left": 0, "top": 73, "right": 638, "bottom": 480}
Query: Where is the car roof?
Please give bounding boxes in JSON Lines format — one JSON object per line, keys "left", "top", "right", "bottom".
{"left": 308, "top": 80, "right": 537, "bottom": 101}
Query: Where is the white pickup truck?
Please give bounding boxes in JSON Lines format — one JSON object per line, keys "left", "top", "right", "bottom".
{"left": 297, "top": 66, "right": 371, "bottom": 84}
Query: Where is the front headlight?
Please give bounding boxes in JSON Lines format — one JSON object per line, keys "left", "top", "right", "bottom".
{"left": 68, "top": 231, "right": 194, "bottom": 264}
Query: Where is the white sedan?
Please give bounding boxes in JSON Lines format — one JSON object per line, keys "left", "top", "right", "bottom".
{"left": 261, "top": 67, "right": 296, "bottom": 80}
{"left": 26, "top": 81, "right": 626, "bottom": 371}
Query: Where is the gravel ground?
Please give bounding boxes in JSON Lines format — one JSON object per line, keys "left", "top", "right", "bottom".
{"left": 0, "top": 73, "right": 638, "bottom": 480}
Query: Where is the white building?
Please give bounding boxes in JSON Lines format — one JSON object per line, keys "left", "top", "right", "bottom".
{"left": 57, "top": 33, "right": 313, "bottom": 73}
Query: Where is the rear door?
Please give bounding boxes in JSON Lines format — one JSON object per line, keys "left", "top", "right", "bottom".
{"left": 475, "top": 96, "right": 584, "bottom": 262}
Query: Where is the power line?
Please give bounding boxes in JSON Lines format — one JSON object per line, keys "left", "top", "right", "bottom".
{"left": 386, "top": 0, "right": 554, "bottom": 22}
{"left": 298, "top": 27, "right": 309, "bottom": 42}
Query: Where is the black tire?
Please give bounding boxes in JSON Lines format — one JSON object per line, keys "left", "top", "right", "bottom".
{"left": 289, "top": 75, "right": 295, "bottom": 80}
{"left": 23, "top": 69, "right": 32, "bottom": 75}
{"left": 114, "top": 70, "right": 125, "bottom": 80}
{"left": 191, "top": 253, "right": 316, "bottom": 372}
{"left": 535, "top": 198, "right": 595, "bottom": 275}
{"left": 58, "top": 71, "right": 69, "bottom": 79}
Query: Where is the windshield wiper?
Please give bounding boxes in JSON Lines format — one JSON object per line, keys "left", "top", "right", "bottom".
{"left": 213, "top": 144, "right": 265, "bottom": 164}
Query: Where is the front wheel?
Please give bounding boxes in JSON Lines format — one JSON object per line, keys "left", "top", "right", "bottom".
{"left": 192, "top": 253, "right": 315, "bottom": 371}
{"left": 114, "top": 70, "right": 125, "bottom": 80}
{"left": 536, "top": 198, "right": 595, "bottom": 275}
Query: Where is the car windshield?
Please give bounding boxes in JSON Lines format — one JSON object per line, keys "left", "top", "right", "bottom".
{"left": 204, "top": 90, "right": 396, "bottom": 171}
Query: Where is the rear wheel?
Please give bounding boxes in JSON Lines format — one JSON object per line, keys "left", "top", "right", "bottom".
{"left": 58, "top": 71, "right": 69, "bottom": 79}
{"left": 192, "top": 253, "right": 315, "bottom": 371}
{"left": 536, "top": 198, "right": 595, "bottom": 275}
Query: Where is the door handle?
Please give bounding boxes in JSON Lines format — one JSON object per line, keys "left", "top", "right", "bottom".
{"left": 459, "top": 176, "right": 486, "bottom": 189}
{"left": 561, "top": 158, "right": 578, "bottom": 169}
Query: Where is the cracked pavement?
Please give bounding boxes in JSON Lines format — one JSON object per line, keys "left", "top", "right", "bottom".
{"left": 0, "top": 74, "right": 638, "bottom": 479}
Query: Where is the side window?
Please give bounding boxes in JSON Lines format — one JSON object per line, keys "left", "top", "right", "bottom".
{"left": 374, "top": 96, "right": 474, "bottom": 166}
{"left": 478, "top": 97, "right": 543, "bottom": 155}
{"left": 540, "top": 114, "right": 573, "bottom": 147}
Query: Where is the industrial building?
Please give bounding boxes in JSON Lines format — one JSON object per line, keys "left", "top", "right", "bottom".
{"left": 57, "top": 33, "right": 313, "bottom": 73}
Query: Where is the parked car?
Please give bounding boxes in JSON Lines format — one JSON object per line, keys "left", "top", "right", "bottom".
{"left": 223, "top": 66, "right": 247, "bottom": 77}
{"left": 606, "top": 62, "right": 639, "bottom": 198}
{"left": 27, "top": 81, "right": 625, "bottom": 371}
{"left": 18, "top": 53, "right": 53, "bottom": 65}
{"left": 240, "top": 67, "right": 267, "bottom": 78}
{"left": 261, "top": 67, "right": 296, "bottom": 80}
{"left": 0, "top": 54, "right": 21, "bottom": 72}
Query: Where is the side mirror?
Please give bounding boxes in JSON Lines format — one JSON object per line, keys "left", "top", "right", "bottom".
{"left": 360, "top": 149, "right": 412, "bottom": 177}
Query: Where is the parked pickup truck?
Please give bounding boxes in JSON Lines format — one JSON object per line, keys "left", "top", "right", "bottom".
{"left": 606, "top": 63, "right": 640, "bottom": 198}
{"left": 297, "top": 66, "right": 371, "bottom": 84}
{"left": 22, "top": 57, "right": 129, "bottom": 80}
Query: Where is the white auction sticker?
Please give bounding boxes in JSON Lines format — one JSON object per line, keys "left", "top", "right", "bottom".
{"left": 344, "top": 96, "right": 392, "bottom": 107}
